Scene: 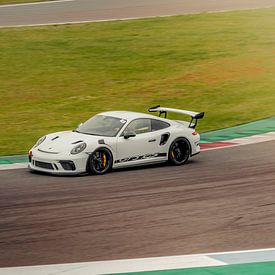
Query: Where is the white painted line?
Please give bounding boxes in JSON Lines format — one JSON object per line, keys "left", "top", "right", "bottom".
{"left": 0, "top": 15, "right": 184, "bottom": 28}
{"left": 230, "top": 132, "right": 275, "bottom": 145}
{"left": 206, "top": 247, "right": 275, "bottom": 256}
{"left": 201, "top": 132, "right": 275, "bottom": 151}
{"left": 0, "top": 6, "right": 274, "bottom": 28}
{"left": 0, "top": 255, "right": 225, "bottom": 275}
{"left": 0, "top": 0, "right": 74, "bottom": 8}
{"left": 0, "top": 163, "right": 27, "bottom": 170}
{"left": 1, "top": 248, "right": 275, "bottom": 275}
{"left": 211, "top": 249, "right": 275, "bottom": 265}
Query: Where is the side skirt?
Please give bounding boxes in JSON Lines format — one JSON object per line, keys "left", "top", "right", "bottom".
{"left": 112, "top": 160, "right": 167, "bottom": 170}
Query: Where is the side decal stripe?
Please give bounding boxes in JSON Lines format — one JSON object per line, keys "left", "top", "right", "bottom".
{"left": 115, "top": 153, "right": 167, "bottom": 164}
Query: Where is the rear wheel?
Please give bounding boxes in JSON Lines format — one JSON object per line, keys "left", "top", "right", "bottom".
{"left": 88, "top": 148, "right": 113, "bottom": 175}
{"left": 168, "top": 138, "right": 190, "bottom": 165}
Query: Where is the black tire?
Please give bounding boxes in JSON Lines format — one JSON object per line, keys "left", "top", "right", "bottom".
{"left": 168, "top": 138, "right": 190, "bottom": 165}
{"left": 87, "top": 147, "right": 113, "bottom": 175}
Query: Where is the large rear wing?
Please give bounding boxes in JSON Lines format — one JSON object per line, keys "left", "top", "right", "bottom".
{"left": 148, "top": 105, "right": 204, "bottom": 129}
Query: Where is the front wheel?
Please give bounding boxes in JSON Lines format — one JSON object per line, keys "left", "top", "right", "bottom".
{"left": 87, "top": 148, "right": 113, "bottom": 175}
{"left": 168, "top": 138, "right": 190, "bottom": 165}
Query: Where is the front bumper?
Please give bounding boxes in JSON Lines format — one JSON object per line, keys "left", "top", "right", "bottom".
{"left": 28, "top": 150, "right": 89, "bottom": 175}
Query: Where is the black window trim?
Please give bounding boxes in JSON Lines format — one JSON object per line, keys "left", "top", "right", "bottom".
{"left": 120, "top": 118, "right": 152, "bottom": 136}
{"left": 120, "top": 118, "right": 171, "bottom": 136}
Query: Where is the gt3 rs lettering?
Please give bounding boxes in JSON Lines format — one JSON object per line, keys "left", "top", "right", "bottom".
{"left": 115, "top": 153, "right": 166, "bottom": 164}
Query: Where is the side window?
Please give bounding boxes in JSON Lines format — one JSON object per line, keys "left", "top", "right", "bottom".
{"left": 151, "top": 119, "right": 170, "bottom": 131}
{"left": 125, "top": 119, "right": 151, "bottom": 134}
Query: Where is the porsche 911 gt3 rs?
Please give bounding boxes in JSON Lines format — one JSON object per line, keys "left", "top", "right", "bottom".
{"left": 28, "top": 106, "right": 204, "bottom": 175}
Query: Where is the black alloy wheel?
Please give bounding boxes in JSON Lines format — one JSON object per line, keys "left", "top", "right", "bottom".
{"left": 88, "top": 148, "right": 113, "bottom": 175}
{"left": 168, "top": 138, "right": 190, "bottom": 165}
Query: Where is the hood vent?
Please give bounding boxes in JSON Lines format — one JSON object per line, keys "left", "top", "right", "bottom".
{"left": 72, "top": 140, "right": 84, "bottom": 144}
{"left": 51, "top": 136, "right": 59, "bottom": 141}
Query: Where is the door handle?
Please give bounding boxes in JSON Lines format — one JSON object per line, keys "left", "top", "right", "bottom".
{"left": 148, "top": 139, "right": 156, "bottom": 142}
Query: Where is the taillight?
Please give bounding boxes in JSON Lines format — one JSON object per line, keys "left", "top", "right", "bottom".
{"left": 28, "top": 150, "right": 33, "bottom": 162}
{"left": 192, "top": 131, "right": 198, "bottom": 135}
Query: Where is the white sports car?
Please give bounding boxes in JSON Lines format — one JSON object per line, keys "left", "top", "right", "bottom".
{"left": 28, "top": 106, "right": 204, "bottom": 175}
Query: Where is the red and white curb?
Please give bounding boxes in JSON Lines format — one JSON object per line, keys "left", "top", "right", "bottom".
{"left": 201, "top": 132, "right": 275, "bottom": 151}
{"left": 0, "top": 248, "right": 275, "bottom": 275}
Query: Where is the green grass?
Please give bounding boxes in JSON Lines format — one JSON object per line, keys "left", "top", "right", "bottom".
{"left": 0, "top": 0, "right": 53, "bottom": 4}
{"left": 1, "top": 9, "right": 275, "bottom": 155}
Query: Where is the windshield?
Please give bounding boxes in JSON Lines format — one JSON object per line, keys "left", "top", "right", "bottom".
{"left": 76, "top": 115, "right": 126, "bottom": 137}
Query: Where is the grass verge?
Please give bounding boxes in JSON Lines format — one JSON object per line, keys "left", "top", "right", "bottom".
{"left": 1, "top": 9, "right": 275, "bottom": 155}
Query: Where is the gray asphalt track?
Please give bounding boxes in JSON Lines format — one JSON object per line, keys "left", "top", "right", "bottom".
{"left": 1, "top": 141, "right": 275, "bottom": 267}
{"left": 1, "top": 0, "right": 275, "bottom": 27}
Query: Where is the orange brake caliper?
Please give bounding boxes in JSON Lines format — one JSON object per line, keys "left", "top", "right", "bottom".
{"left": 171, "top": 151, "right": 175, "bottom": 159}
{"left": 102, "top": 153, "right": 107, "bottom": 168}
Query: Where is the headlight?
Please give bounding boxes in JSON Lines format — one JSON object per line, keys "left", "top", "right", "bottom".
{"left": 71, "top": 142, "right": 87, "bottom": 155}
{"left": 34, "top": 136, "right": 46, "bottom": 148}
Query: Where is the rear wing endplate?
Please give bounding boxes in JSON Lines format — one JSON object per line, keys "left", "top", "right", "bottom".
{"left": 148, "top": 105, "right": 204, "bottom": 129}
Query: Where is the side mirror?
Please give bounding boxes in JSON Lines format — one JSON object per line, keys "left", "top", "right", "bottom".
{"left": 123, "top": 130, "right": 136, "bottom": 139}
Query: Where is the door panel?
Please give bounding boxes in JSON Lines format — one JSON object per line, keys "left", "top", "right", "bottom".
{"left": 115, "top": 131, "right": 169, "bottom": 167}
{"left": 115, "top": 132, "right": 156, "bottom": 167}
{"left": 114, "top": 118, "right": 170, "bottom": 167}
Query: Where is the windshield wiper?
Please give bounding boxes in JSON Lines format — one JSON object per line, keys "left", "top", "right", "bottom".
{"left": 73, "top": 130, "right": 112, "bottom": 137}
{"left": 77, "top": 131, "right": 98, "bottom": 136}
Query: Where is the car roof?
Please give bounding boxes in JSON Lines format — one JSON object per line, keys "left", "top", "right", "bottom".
{"left": 99, "top": 110, "right": 173, "bottom": 122}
